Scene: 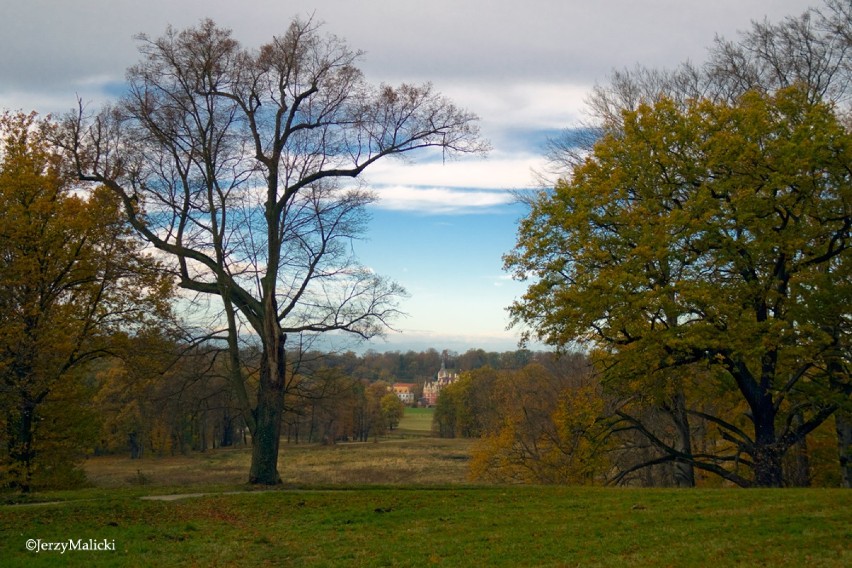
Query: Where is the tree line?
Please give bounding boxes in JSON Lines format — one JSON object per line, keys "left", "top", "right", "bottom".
{"left": 434, "top": 355, "right": 846, "bottom": 487}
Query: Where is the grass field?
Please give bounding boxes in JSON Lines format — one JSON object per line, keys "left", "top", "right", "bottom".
{"left": 81, "top": 437, "right": 473, "bottom": 489}
{"left": 395, "top": 407, "right": 435, "bottom": 437}
{"left": 1, "top": 406, "right": 850, "bottom": 567}
{"left": 82, "top": 407, "right": 462, "bottom": 488}
{"left": 2, "top": 485, "right": 849, "bottom": 567}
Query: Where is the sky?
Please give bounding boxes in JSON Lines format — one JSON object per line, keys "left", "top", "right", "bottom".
{"left": 0, "top": 0, "right": 818, "bottom": 353}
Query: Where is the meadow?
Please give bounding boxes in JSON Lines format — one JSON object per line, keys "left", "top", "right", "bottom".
{"left": 1, "top": 408, "right": 850, "bottom": 567}
{"left": 82, "top": 408, "right": 470, "bottom": 489}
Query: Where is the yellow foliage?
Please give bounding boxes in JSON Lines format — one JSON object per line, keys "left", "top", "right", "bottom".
{"left": 469, "top": 365, "right": 612, "bottom": 485}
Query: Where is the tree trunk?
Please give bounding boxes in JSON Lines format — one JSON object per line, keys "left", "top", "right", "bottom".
{"left": 248, "top": 333, "right": 286, "bottom": 485}
{"left": 752, "top": 444, "right": 783, "bottom": 487}
{"left": 222, "top": 292, "right": 256, "bottom": 435}
{"left": 128, "top": 431, "right": 143, "bottom": 459}
{"left": 669, "top": 389, "right": 696, "bottom": 488}
{"left": 11, "top": 399, "right": 36, "bottom": 492}
{"left": 220, "top": 410, "right": 234, "bottom": 448}
{"left": 199, "top": 411, "right": 207, "bottom": 452}
{"left": 248, "top": 392, "right": 283, "bottom": 484}
{"left": 752, "top": 406, "right": 783, "bottom": 487}
{"left": 836, "top": 411, "right": 852, "bottom": 488}
{"left": 786, "top": 414, "right": 811, "bottom": 487}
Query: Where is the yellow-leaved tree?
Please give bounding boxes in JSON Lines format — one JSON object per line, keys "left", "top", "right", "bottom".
{"left": 506, "top": 87, "right": 851, "bottom": 487}
{"left": 0, "top": 112, "right": 173, "bottom": 491}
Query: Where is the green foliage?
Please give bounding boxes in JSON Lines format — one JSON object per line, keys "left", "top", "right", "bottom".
{"left": 507, "top": 87, "right": 851, "bottom": 486}
{"left": 379, "top": 392, "right": 404, "bottom": 431}
{"left": 433, "top": 368, "right": 502, "bottom": 438}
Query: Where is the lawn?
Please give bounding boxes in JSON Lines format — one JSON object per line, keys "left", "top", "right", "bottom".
{"left": 1, "top": 486, "right": 849, "bottom": 567}
{"left": 395, "top": 407, "right": 435, "bottom": 437}
{"left": 1, "top": 424, "right": 850, "bottom": 567}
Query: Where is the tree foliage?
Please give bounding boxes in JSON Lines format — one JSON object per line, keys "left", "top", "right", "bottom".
{"left": 522, "top": 0, "right": 852, "bottom": 488}
{"left": 507, "top": 86, "right": 851, "bottom": 487}
{"left": 93, "top": 331, "right": 249, "bottom": 458}
{"left": 0, "top": 112, "right": 172, "bottom": 490}
{"left": 430, "top": 358, "right": 607, "bottom": 484}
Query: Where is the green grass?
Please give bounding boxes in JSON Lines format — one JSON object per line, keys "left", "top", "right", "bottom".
{"left": 3, "top": 433, "right": 850, "bottom": 566}
{"left": 395, "top": 407, "right": 435, "bottom": 437}
{"left": 1, "top": 486, "right": 850, "bottom": 567}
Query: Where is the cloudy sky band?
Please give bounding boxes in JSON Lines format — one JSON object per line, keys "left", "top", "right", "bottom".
{"left": 0, "top": 0, "right": 818, "bottom": 353}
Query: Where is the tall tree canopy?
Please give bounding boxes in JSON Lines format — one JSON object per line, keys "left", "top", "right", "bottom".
{"left": 61, "top": 18, "right": 486, "bottom": 484}
{"left": 0, "top": 112, "right": 172, "bottom": 490}
{"left": 523, "top": 0, "right": 852, "bottom": 488}
{"left": 506, "top": 87, "right": 851, "bottom": 487}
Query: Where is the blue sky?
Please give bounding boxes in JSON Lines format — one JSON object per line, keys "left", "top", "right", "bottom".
{"left": 0, "top": 0, "right": 818, "bottom": 352}
{"left": 357, "top": 199, "right": 531, "bottom": 352}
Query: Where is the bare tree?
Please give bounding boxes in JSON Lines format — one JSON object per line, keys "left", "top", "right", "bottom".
{"left": 61, "top": 18, "right": 486, "bottom": 484}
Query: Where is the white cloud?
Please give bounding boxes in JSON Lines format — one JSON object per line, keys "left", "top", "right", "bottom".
{"left": 366, "top": 153, "right": 544, "bottom": 191}
{"left": 492, "top": 274, "right": 516, "bottom": 288}
{"left": 440, "top": 81, "right": 591, "bottom": 131}
{"left": 371, "top": 328, "right": 530, "bottom": 354}
{"left": 372, "top": 185, "right": 515, "bottom": 214}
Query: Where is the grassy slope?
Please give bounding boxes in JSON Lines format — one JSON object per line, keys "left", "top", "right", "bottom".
{"left": 2, "top": 409, "right": 849, "bottom": 567}
{"left": 1, "top": 486, "right": 850, "bottom": 567}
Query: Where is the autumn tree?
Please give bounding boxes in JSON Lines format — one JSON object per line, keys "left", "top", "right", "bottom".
{"left": 94, "top": 330, "right": 248, "bottom": 457}
{"left": 461, "top": 360, "right": 605, "bottom": 484}
{"left": 0, "top": 112, "right": 172, "bottom": 490}
{"left": 61, "top": 19, "right": 485, "bottom": 484}
{"left": 432, "top": 378, "right": 464, "bottom": 438}
{"left": 380, "top": 392, "right": 405, "bottom": 431}
{"left": 536, "top": 0, "right": 852, "bottom": 487}
{"left": 470, "top": 381, "right": 611, "bottom": 485}
{"left": 281, "top": 365, "right": 364, "bottom": 444}
{"left": 433, "top": 367, "right": 504, "bottom": 439}
{"left": 507, "top": 87, "right": 851, "bottom": 487}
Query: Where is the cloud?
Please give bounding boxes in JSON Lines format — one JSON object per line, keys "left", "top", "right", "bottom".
{"left": 372, "top": 186, "right": 515, "bottom": 214}
{"left": 0, "top": 1, "right": 816, "bottom": 119}
{"left": 364, "top": 328, "right": 532, "bottom": 355}
{"left": 365, "top": 152, "right": 545, "bottom": 190}
{"left": 492, "top": 274, "right": 516, "bottom": 288}
{"left": 440, "top": 82, "right": 591, "bottom": 132}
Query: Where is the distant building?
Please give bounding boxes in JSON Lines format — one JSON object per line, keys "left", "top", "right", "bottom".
{"left": 392, "top": 382, "right": 417, "bottom": 405}
{"left": 421, "top": 358, "right": 458, "bottom": 406}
